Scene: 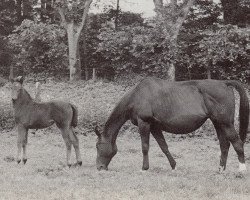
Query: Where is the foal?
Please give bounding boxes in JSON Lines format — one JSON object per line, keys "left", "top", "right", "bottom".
{"left": 10, "top": 76, "right": 82, "bottom": 167}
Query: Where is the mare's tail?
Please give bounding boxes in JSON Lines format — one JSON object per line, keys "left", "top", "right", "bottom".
{"left": 70, "top": 103, "right": 78, "bottom": 128}
{"left": 225, "top": 80, "right": 249, "bottom": 143}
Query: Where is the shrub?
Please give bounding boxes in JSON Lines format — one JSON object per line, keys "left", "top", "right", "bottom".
{"left": 8, "top": 20, "right": 68, "bottom": 76}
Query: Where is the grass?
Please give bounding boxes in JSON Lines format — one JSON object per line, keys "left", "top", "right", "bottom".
{"left": 0, "top": 79, "right": 250, "bottom": 200}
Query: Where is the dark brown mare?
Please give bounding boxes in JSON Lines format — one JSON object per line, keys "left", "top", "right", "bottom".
{"left": 95, "top": 78, "right": 249, "bottom": 172}
{"left": 10, "top": 76, "right": 82, "bottom": 167}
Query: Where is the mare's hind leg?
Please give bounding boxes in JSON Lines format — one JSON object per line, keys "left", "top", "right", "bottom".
{"left": 17, "top": 125, "right": 28, "bottom": 164}
{"left": 60, "top": 127, "right": 72, "bottom": 167}
{"left": 220, "top": 124, "right": 246, "bottom": 172}
{"left": 138, "top": 118, "right": 150, "bottom": 170}
{"left": 68, "top": 128, "right": 82, "bottom": 166}
{"left": 151, "top": 125, "right": 176, "bottom": 170}
{"left": 213, "top": 122, "right": 230, "bottom": 172}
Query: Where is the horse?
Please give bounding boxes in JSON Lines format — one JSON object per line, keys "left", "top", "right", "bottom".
{"left": 95, "top": 77, "right": 249, "bottom": 172}
{"left": 10, "top": 76, "right": 82, "bottom": 167}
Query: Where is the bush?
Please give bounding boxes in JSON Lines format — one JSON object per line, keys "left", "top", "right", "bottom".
{"left": 8, "top": 20, "right": 68, "bottom": 76}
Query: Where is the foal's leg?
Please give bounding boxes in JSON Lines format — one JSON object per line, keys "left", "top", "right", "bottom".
{"left": 151, "top": 126, "right": 176, "bottom": 170}
{"left": 17, "top": 125, "right": 28, "bottom": 164}
{"left": 60, "top": 127, "right": 72, "bottom": 167}
{"left": 223, "top": 125, "right": 246, "bottom": 172}
{"left": 68, "top": 128, "right": 82, "bottom": 166}
{"left": 213, "top": 122, "right": 230, "bottom": 172}
{"left": 138, "top": 118, "right": 150, "bottom": 170}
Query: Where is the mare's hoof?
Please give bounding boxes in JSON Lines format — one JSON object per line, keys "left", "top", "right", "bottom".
{"left": 171, "top": 162, "right": 177, "bottom": 170}
{"left": 236, "top": 172, "right": 245, "bottom": 179}
{"left": 142, "top": 166, "right": 149, "bottom": 171}
{"left": 218, "top": 166, "right": 225, "bottom": 173}
{"left": 17, "top": 159, "right": 21, "bottom": 164}
{"left": 77, "top": 161, "right": 82, "bottom": 166}
{"left": 23, "top": 158, "right": 27, "bottom": 164}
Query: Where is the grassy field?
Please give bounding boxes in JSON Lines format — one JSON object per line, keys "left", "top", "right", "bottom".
{"left": 0, "top": 79, "right": 250, "bottom": 200}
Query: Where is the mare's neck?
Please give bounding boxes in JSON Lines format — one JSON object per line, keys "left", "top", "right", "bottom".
{"left": 103, "top": 104, "right": 128, "bottom": 144}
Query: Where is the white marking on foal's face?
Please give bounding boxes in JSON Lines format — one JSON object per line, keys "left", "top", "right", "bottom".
{"left": 239, "top": 162, "right": 246, "bottom": 172}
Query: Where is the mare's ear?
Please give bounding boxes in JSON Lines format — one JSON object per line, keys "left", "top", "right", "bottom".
{"left": 16, "top": 76, "right": 24, "bottom": 84}
{"left": 94, "top": 126, "right": 101, "bottom": 137}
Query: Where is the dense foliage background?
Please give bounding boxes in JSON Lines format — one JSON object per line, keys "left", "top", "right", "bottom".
{"left": 0, "top": 0, "right": 249, "bottom": 83}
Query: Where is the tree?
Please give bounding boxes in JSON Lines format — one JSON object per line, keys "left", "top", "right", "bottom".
{"left": 16, "top": 0, "right": 33, "bottom": 23}
{"left": 40, "top": 0, "right": 55, "bottom": 23}
{"left": 221, "top": 0, "right": 250, "bottom": 27}
{"left": 8, "top": 20, "right": 68, "bottom": 77}
{"left": 0, "top": 0, "right": 18, "bottom": 35}
{"left": 55, "top": 0, "right": 93, "bottom": 81}
{"left": 153, "top": 0, "right": 195, "bottom": 80}
{"left": 221, "top": 0, "right": 239, "bottom": 25}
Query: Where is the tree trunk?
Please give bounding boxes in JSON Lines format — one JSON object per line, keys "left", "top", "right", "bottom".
{"left": 82, "top": 16, "right": 89, "bottom": 80}
{"left": 41, "top": 0, "right": 46, "bottom": 22}
{"left": 67, "top": 23, "right": 82, "bottom": 81}
{"left": 92, "top": 68, "right": 96, "bottom": 81}
{"left": 22, "top": 0, "right": 32, "bottom": 20}
{"left": 46, "top": 0, "right": 54, "bottom": 23}
{"left": 16, "top": 0, "right": 22, "bottom": 24}
{"left": 57, "top": 0, "right": 92, "bottom": 81}
{"left": 153, "top": 0, "right": 194, "bottom": 81}
{"left": 207, "top": 67, "right": 211, "bottom": 79}
{"left": 115, "top": 0, "right": 120, "bottom": 30}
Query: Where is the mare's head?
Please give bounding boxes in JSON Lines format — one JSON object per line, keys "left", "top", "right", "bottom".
{"left": 10, "top": 76, "right": 24, "bottom": 101}
{"left": 95, "top": 126, "right": 117, "bottom": 171}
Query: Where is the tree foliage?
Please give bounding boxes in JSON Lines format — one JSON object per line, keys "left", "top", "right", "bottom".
{"left": 1, "top": 0, "right": 249, "bottom": 83}
{"left": 8, "top": 20, "right": 68, "bottom": 76}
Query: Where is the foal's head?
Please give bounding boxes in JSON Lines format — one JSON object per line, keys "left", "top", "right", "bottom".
{"left": 95, "top": 127, "right": 117, "bottom": 171}
{"left": 10, "top": 76, "right": 24, "bottom": 101}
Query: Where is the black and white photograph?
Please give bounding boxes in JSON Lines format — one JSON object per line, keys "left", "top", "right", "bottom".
{"left": 0, "top": 0, "right": 249, "bottom": 199}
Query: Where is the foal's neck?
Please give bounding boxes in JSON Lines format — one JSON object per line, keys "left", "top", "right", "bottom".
{"left": 13, "top": 88, "right": 33, "bottom": 109}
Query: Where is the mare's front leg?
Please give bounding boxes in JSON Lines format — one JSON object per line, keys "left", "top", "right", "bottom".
{"left": 151, "top": 125, "right": 176, "bottom": 170}
{"left": 138, "top": 118, "right": 150, "bottom": 170}
{"left": 17, "top": 125, "right": 28, "bottom": 164}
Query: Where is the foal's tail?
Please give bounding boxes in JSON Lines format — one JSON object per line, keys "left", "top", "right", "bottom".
{"left": 225, "top": 80, "right": 249, "bottom": 143}
{"left": 70, "top": 103, "right": 78, "bottom": 128}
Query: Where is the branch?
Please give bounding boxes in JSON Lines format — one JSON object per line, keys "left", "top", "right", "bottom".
{"left": 57, "top": 6, "right": 67, "bottom": 29}
{"left": 179, "top": 0, "right": 194, "bottom": 19}
{"left": 77, "top": 0, "right": 93, "bottom": 36}
{"left": 174, "top": 0, "right": 194, "bottom": 35}
{"left": 153, "top": 0, "right": 163, "bottom": 16}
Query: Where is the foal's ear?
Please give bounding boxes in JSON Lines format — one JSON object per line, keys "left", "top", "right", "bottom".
{"left": 16, "top": 76, "right": 24, "bottom": 84}
{"left": 9, "top": 77, "right": 14, "bottom": 83}
{"left": 94, "top": 126, "right": 101, "bottom": 137}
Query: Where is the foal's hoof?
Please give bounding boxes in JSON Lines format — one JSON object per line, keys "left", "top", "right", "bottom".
{"left": 142, "top": 166, "right": 149, "bottom": 171}
{"left": 77, "top": 161, "right": 82, "bottom": 166}
{"left": 23, "top": 158, "right": 27, "bottom": 164}
{"left": 67, "top": 164, "right": 72, "bottom": 168}
{"left": 17, "top": 159, "right": 21, "bottom": 164}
